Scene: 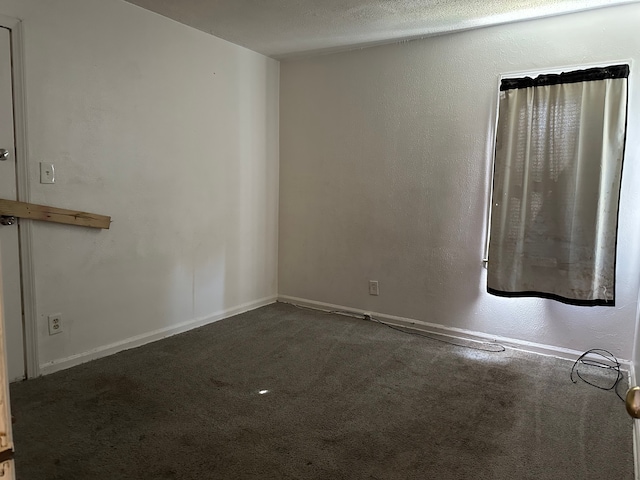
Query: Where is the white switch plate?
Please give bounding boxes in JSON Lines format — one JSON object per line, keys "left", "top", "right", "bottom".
{"left": 369, "top": 280, "right": 379, "bottom": 296}
{"left": 40, "top": 162, "right": 55, "bottom": 184}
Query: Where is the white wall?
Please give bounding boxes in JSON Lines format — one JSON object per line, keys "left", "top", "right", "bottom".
{"left": 0, "top": 0, "right": 279, "bottom": 371}
{"left": 279, "top": 3, "right": 640, "bottom": 359}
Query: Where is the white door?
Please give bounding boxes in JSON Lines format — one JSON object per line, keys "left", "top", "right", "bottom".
{"left": 0, "top": 27, "right": 24, "bottom": 382}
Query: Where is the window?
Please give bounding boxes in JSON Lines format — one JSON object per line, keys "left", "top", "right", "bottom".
{"left": 487, "top": 65, "right": 629, "bottom": 306}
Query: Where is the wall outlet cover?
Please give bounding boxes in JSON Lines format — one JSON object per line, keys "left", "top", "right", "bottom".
{"left": 48, "top": 314, "right": 63, "bottom": 335}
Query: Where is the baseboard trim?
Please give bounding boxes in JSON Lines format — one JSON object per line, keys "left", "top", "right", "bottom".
{"left": 39, "top": 296, "right": 278, "bottom": 376}
{"left": 278, "top": 295, "right": 631, "bottom": 366}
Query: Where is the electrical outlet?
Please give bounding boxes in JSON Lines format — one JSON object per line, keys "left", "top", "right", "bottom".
{"left": 369, "top": 280, "right": 379, "bottom": 296}
{"left": 48, "top": 314, "right": 63, "bottom": 335}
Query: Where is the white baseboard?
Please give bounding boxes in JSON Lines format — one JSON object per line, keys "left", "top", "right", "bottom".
{"left": 39, "top": 295, "right": 278, "bottom": 376}
{"left": 278, "top": 295, "right": 632, "bottom": 366}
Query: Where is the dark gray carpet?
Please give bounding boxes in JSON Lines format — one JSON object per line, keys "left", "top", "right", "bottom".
{"left": 10, "top": 303, "right": 633, "bottom": 479}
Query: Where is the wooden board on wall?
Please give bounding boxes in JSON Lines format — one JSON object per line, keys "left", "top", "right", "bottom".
{"left": 0, "top": 199, "right": 111, "bottom": 229}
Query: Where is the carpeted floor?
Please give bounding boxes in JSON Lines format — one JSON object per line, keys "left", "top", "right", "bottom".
{"left": 10, "top": 303, "right": 633, "bottom": 479}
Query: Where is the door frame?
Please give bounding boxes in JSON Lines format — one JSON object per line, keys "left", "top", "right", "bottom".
{"left": 0, "top": 15, "right": 38, "bottom": 379}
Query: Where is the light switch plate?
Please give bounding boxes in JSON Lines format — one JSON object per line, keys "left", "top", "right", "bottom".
{"left": 40, "top": 162, "right": 55, "bottom": 184}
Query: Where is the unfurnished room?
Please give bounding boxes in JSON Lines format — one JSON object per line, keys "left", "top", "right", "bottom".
{"left": 0, "top": 0, "right": 638, "bottom": 479}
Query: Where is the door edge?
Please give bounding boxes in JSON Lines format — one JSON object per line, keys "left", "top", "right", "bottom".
{"left": 0, "top": 17, "right": 38, "bottom": 379}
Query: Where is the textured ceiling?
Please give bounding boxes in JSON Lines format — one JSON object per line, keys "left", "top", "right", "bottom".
{"left": 124, "top": 0, "right": 638, "bottom": 59}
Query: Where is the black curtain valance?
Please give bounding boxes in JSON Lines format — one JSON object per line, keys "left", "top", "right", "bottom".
{"left": 500, "top": 64, "right": 629, "bottom": 91}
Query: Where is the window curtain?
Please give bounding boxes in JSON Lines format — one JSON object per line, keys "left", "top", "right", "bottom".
{"left": 487, "top": 65, "right": 629, "bottom": 306}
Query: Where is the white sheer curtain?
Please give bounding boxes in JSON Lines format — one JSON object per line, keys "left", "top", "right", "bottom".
{"left": 487, "top": 66, "right": 629, "bottom": 305}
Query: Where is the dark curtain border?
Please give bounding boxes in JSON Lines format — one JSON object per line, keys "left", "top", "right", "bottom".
{"left": 487, "top": 288, "right": 615, "bottom": 307}
{"left": 500, "top": 64, "right": 629, "bottom": 91}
